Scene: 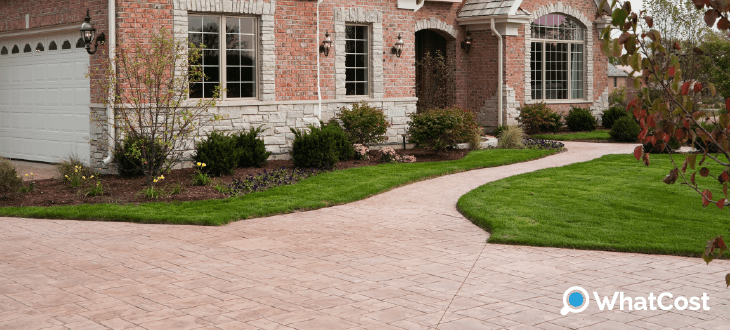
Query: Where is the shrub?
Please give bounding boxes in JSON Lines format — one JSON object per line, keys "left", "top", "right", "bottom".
{"left": 337, "top": 102, "right": 390, "bottom": 146}
{"left": 407, "top": 107, "right": 481, "bottom": 151}
{"left": 235, "top": 126, "right": 271, "bottom": 168}
{"left": 566, "top": 106, "right": 597, "bottom": 132}
{"left": 193, "top": 131, "right": 241, "bottom": 177}
{"left": 290, "top": 122, "right": 354, "bottom": 169}
{"left": 601, "top": 106, "right": 629, "bottom": 129}
{"left": 0, "top": 157, "right": 22, "bottom": 198}
{"left": 517, "top": 103, "right": 562, "bottom": 134}
{"left": 523, "top": 138, "right": 565, "bottom": 151}
{"left": 493, "top": 125, "right": 508, "bottom": 138}
{"left": 115, "top": 135, "right": 167, "bottom": 178}
{"left": 57, "top": 156, "right": 92, "bottom": 185}
{"left": 609, "top": 116, "right": 641, "bottom": 142}
{"left": 353, "top": 144, "right": 370, "bottom": 160}
{"left": 497, "top": 126, "right": 525, "bottom": 149}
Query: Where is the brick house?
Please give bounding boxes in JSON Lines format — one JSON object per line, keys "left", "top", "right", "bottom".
{"left": 0, "top": 0, "right": 613, "bottom": 172}
{"left": 607, "top": 63, "right": 628, "bottom": 95}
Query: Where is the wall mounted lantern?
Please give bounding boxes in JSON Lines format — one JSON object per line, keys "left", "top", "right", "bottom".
{"left": 391, "top": 33, "right": 404, "bottom": 58}
{"left": 80, "top": 9, "right": 105, "bottom": 55}
{"left": 320, "top": 31, "right": 333, "bottom": 57}
{"left": 461, "top": 30, "right": 472, "bottom": 53}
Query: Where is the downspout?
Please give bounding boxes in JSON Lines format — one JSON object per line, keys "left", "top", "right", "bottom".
{"left": 103, "top": 0, "right": 116, "bottom": 164}
{"left": 315, "top": 0, "right": 323, "bottom": 119}
{"left": 491, "top": 18, "right": 503, "bottom": 127}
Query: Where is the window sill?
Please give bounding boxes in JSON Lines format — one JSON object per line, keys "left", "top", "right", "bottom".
{"left": 526, "top": 99, "right": 593, "bottom": 105}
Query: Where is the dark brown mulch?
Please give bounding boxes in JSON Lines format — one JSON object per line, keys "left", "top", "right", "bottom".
{"left": 0, "top": 148, "right": 469, "bottom": 208}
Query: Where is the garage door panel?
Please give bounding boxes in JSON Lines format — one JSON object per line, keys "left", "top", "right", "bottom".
{"left": 0, "top": 33, "right": 90, "bottom": 164}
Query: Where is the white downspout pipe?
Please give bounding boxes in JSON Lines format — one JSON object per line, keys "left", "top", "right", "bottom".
{"left": 103, "top": 0, "right": 116, "bottom": 164}
{"left": 315, "top": 0, "right": 323, "bottom": 119}
{"left": 491, "top": 18, "right": 503, "bottom": 127}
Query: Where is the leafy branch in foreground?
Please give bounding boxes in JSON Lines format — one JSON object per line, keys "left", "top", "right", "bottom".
{"left": 599, "top": 0, "right": 730, "bottom": 286}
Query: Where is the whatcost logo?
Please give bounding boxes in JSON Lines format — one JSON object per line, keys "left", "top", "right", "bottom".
{"left": 560, "top": 286, "right": 710, "bottom": 315}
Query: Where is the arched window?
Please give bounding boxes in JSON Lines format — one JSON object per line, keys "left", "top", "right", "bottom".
{"left": 530, "top": 14, "right": 586, "bottom": 100}
{"left": 0, "top": 46, "right": 7, "bottom": 55}
{"left": 12, "top": 45, "right": 19, "bottom": 54}
{"left": 23, "top": 44, "right": 31, "bottom": 53}
{"left": 76, "top": 38, "right": 85, "bottom": 48}
{"left": 36, "top": 42, "right": 44, "bottom": 52}
{"left": 61, "top": 40, "right": 72, "bottom": 50}
{"left": 49, "top": 41, "right": 58, "bottom": 51}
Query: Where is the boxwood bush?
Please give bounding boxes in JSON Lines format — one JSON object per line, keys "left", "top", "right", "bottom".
{"left": 234, "top": 126, "right": 271, "bottom": 168}
{"left": 290, "top": 122, "right": 354, "bottom": 169}
{"left": 193, "top": 131, "right": 241, "bottom": 177}
{"left": 337, "top": 101, "right": 390, "bottom": 146}
{"left": 609, "top": 116, "right": 640, "bottom": 142}
{"left": 517, "top": 102, "right": 562, "bottom": 134}
{"left": 407, "top": 107, "right": 481, "bottom": 151}
{"left": 566, "top": 106, "right": 597, "bottom": 132}
{"left": 601, "top": 106, "right": 629, "bottom": 129}
{"left": 0, "top": 157, "right": 22, "bottom": 199}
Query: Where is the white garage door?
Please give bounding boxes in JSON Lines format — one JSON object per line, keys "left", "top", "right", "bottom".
{"left": 0, "top": 32, "right": 91, "bottom": 164}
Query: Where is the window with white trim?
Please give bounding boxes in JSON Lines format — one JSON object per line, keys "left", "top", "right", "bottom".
{"left": 530, "top": 14, "right": 585, "bottom": 100}
{"left": 188, "top": 14, "right": 258, "bottom": 99}
{"left": 345, "top": 25, "right": 369, "bottom": 96}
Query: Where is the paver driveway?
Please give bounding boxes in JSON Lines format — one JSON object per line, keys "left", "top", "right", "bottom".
{"left": 1, "top": 142, "right": 728, "bottom": 330}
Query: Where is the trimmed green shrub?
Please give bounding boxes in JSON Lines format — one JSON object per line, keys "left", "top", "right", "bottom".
{"left": 566, "top": 106, "right": 597, "bottom": 132}
{"left": 601, "top": 106, "right": 629, "bottom": 129}
{"left": 290, "top": 122, "right": 354, "bottom": 169}
{"left": 609, "top": 116, "right": 641, "bottom": 142}
{"left": 407, "top": 107, "right": 481, "bottom": 151}
{"left": 497, "top": 126, "right": 525, "bottom": 149}
{"left": 235, "top": 126, "right": 271, "bottom": 168}
{"left": 517, "top": 102, "right": 562, "bottom": 134}
{"left": 193, "top": 131, "right": 241, "bottom": 177}
{"left": 0, "top": 157, "right": 22, "bottom": 199}
{"left": 337, "top": 101, "right": 390, "bottom": 146}
{"left": 115, "top": 135, "right": 167, "bottom": 177}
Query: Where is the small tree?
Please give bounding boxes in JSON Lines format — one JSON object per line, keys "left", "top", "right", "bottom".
{"left": 599, "top": 0, "right": 729, "bottom": 286}
{"left": 90, "top": 28, "right": 222, "bottom": 186}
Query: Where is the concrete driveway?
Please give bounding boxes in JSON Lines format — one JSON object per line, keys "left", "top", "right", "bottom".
{"left": 0, "top": 142, "right": 728, "bottom": 330}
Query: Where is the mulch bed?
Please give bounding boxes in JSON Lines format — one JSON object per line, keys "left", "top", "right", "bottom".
{"left": 1, "top": 148, "right": 469, "bottom": 208}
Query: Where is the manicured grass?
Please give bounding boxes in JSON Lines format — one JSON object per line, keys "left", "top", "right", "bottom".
{"left": 457, "top": 154, "right": 730, "bottom": 257}
{"left": 0, "top": 149, "right": 554, "bottom": 226}
{"left": 531, "top": 130, "right": 611, "bottom": 141}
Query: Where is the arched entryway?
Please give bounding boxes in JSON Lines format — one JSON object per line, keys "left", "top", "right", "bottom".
{"left": 414, "top": 28, "right": 456, "bottom": 111}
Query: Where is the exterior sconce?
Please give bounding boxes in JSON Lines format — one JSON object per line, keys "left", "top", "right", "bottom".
{"left": 320, "top": 31, "right": 333, "bottom": 57}
{"left": 80, "top": 9, "right": 106, "bottom": 55}
{"left": 461, "top": 30, "right": 472, "bottom": 53}
{"left": 391, "top": 33, "right": 404, "bottom": 58}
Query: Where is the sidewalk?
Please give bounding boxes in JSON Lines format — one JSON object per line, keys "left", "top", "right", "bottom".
{"left": 0, "top": 142, "right": 727, "bottom": 330}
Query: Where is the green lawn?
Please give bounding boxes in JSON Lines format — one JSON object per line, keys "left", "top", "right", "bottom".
{"left": 457, "top": 154, "right": 730, "bottom": 257}
{"left": 531, "top": 130, "right": 611, "bottom": 141}
{"left": 0, "top": 149, "right": 554, "bottom": 226}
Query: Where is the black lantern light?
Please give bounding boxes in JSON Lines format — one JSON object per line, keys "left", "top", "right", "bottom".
{"left": 461, "top": 30, "right": 472, "bottom": 53}
{"left": 391, "top": 33, "right": 404, "bottom": 58}
{"left": 80, "top": 9, "right": 105, "bottom": 55}
{"left": 320, "top": 31, "right": 333, "bottom": 57}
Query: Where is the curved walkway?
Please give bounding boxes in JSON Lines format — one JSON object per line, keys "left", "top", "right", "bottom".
{"left": 0, "top": 142, "right": 728, "bottom": 330}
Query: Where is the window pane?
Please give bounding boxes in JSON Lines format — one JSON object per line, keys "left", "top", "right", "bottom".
{"left": 545, "top": 43, "right": 568, "bottom": 100}
{"left": 345, "top": 26, "right": 356, "bottom": 39}
{"left": 356, "top": 55, "right": 366, "bottom": 67}
{"left": 531, "top": 14, "right": 585, "bottom": 41}
{"left": 225, "top": 16, "right": 257, "bottom": 99}
{"left": 355, "top": 40, "right": 366, "bottom": 53}
{"left": 189, "top": 34, "right": 202, "bottom": 47}
{"left": 203, "top": 83, "right": 219, "bottom": 98}
{"left": 530, "top": 42, "right": 543, "bottom": 100}
{"left": 346, "top": 54, "right": 356, "bottom": 67}
{"left": 203, "top": 17, "right": 219, "bottom": 32}
{"left": 571, "top": 43, "right": 584, "bottom": 99}
{"left": 346, "top": 69, "right": 355, "bottom": 82}
{"left": 356, "top": 69, "right": 367, "bottom": 81}
{"left": 355, "top": 26, "right": 366, "bottom": 39}
{"left": 203, "top": 50, "right": 219, "bottom": 66}
{"left": 203, "top": 33, "right": 218, "bottom": 50}
{"left": 188, "top": 16, "right": 203, "bottom": 32}
{"left": 346, "top": 82, "right": 356, "bottom": 95}
{"left": 190, "top": 83, "right": 202, "bottom": 98}
{"left": 204, "top": 66, "right": 219, "bottom": 82}
{"left": 345, "top": 40, "right": 355, "bottom": 53}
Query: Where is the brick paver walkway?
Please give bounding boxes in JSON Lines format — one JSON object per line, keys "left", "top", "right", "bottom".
{"left": 1, "top": 142, "right": 728, "bottom": 330}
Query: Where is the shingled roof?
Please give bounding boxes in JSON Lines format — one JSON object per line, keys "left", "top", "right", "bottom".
{"left": 608, "top": 64, "right": 629, "bottom": 77}
{"left": 459, "top": 0, "right": 516, "bottom": 18}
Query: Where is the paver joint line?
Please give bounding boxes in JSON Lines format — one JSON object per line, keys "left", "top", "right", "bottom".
{"left": 435, "top": 239, "right": 488, "bottom": 329}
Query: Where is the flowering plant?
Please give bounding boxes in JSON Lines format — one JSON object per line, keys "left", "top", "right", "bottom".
{"left": 379, "top": 147, "right": 416, "bottom": 164}
{"left": 353, "top": 144, "right": 370, "bottom": 160}
{"left": 191, "top": 162, "right": 211, "bottom": 186}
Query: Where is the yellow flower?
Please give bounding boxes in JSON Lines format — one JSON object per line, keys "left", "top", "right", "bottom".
{"left": 30, "top": 173, "right": 33, "bottom": 176}
{"left": 196, "top": 162, "right": 201, "bottom": 166}
{"left": 201, "top": 163, "right": 206, "bottom": 167}
{"left": 24, "top": 174, "right": 28, "bottom": 177}
{"left": 159, "top": 175, "right": 165, "bottom": 180}
{"left": 153, "top": 179, "right": 158, "bottom": 183}
{"left": 82, "top": 176, "right": 86, "bottom": 180}
{"left": 75, "top": 169, "right": 78, "bottom": 173}
{"left": 65, "top": 175, "right": 68, "bottom": 178}
{"left": 90, "top": 175, "right": 94, "bottom": 179}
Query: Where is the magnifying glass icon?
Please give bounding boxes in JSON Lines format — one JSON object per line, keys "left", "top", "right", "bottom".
{"left": 560, "top": 286, "right": 589, "bottom": 315}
